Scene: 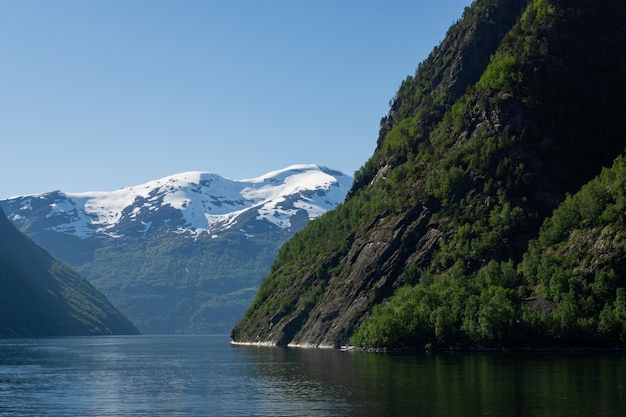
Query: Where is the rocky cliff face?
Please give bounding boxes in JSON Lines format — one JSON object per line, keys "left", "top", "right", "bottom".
{"left": 232, "top": 0, "right": 626, "bottom": 348}
{"left": 286, "top": 206, "right": 437, "bottom": 347}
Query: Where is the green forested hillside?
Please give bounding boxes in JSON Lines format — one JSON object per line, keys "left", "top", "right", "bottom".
{"left": 0, "top": 209, "right": 138, "bottom": 337}
{"left": 232, "top": 0, "right": 626, "bottom": 349}
{"left": 80, "top": 228, "right": 291, "bottom": 334}
{"left": 519, "top": 156, "right": 626, "bottom": 345}
{"left": 353, "top": 154, "right": 626, "bottom": 348}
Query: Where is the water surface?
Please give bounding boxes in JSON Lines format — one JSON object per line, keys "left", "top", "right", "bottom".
{"left": 0, "top": 335, "right": 624, "bottom": 416}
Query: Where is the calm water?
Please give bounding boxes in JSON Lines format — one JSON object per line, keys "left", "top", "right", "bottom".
{"left": 0, "top": 335, "right": 625, "bottom": 417}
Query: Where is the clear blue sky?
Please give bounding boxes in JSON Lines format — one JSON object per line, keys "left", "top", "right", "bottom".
{"left": 1, "top": 0, "right": 471, "bottom": 199}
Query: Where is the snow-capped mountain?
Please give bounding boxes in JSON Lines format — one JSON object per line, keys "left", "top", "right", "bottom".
{"left": 1, "top": 164, "right": 352, "bottom": 240}
{"left": 0, "top": 165, "right": 352, "bottom": 335}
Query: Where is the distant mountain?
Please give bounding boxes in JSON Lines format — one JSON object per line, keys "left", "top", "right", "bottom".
{"left": 231, "top": 0, "right": 626, "bottom": 349}
{"left": 0, "top": 165, "right": 352, "bottom": 334}
{"left": 0, "top": 207, "right": 138, "bottom": 337}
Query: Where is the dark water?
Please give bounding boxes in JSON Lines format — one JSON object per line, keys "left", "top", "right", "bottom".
{"left": 0, "top": 335, "right": 625, "bottom": 416}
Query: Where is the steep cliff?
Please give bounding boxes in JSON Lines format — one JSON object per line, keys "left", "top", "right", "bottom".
{"left": 232, "top": 0, "right": 626, "bottom": 348}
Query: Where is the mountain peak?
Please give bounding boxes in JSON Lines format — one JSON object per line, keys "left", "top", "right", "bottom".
{"left": 1, "top": 165, "right": 352, "bottom": 240}
{"left": 0, "top": 165, "right": 352, "bottom": 334}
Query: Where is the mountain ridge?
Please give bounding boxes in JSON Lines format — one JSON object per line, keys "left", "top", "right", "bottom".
{"left": 3, "top": 164, "right": 351, "bottom": 240}
{"left": 1, "top": 165, "right": 352, "bottom": 334}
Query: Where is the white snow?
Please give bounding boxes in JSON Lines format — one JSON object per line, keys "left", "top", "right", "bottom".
{"left": 2, "top": 165, "right": 352, "bottom": 239}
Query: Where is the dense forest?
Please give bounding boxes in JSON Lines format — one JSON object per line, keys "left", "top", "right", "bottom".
{"left": 232, "top": 0, "right": 626, "bottom": 349}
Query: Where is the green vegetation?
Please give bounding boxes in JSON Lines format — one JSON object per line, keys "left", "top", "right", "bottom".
{"left": 77, "top": 227, "right": 291, "bottom": 334}
{"left": 520, "top": 156, "right": 626, "bottom": 344}
{"left": 353, "top": 154, "right": 626, "bottom": 348}
{"left": 0, "top": 208, "right": 138, "bottom": 337}
{"left": 232, "top": 0, "right": 626, "bottom": 349}
{"left": 349, "top": 0, "right": 626, "bottom": 349}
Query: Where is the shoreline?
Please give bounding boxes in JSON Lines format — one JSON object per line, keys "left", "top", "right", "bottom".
{"left": 230, "top": 339, "right": 626, "bottom": 353}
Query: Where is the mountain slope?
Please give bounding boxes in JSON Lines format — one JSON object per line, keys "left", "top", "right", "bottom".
{"left": 518, "top": 155, "right": 626, "bottom": 345}
{"left": 0, "top": 208, "right": 138, "bottom": 337}
{"left": 1, "top": 165, "right": 351, "bottom": 334}
{"left": 232, "top": 0, "right": 626, "bottom": 348}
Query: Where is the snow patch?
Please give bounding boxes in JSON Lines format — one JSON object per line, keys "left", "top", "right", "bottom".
{"left": 1, "top": 165, "right": 352, "bottom": 239}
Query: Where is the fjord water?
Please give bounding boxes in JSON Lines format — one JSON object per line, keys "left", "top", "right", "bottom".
{"left": 1, "top": 335, "right": 624, "bottom": 417}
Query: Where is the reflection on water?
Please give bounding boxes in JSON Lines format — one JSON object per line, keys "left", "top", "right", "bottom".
{"left": 0, "top": 335, "right": 625, "bottom": 416}
{"left": 237, "top": 344, "right": 626, "bottom": 417}
{"left": 349, "top": 351, "right": 626, "bottom": 417}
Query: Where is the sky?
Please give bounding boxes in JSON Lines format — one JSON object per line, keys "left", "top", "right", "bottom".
{"left": 1, "top": 0, "right": 472, "bottom": 199}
